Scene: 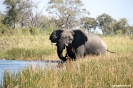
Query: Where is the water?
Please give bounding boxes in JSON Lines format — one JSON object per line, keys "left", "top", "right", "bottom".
{"left": 0, "top": 60, "right": 61, "bottom": 87}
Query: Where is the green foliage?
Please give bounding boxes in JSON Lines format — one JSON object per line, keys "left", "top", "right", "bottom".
{"left": 3, "top": 0, "right": 21, "bottom": 28}
{"left": 113, "top": 18, "right": 129, "bottom": 34}
{"left": 96, "top": 13, "right": 114, "bottom": 35}
{"left": 81, "top": 17, "right": 97, "bottom": 32}
{"left": 1, "top": 0, "right": 132, "bottom": 35}
{"left": 0, "top": 22, "right": 15, "bottom": 36}
{"left": 0, "top": 16, "right": 9, "bottom": 36}
{"left": 2, "top": 0, "right": 42, "bottom": 29}
{"left": 96, "top": 14, "right": 131, "bottom": 35}
{"left": 0, "top": 22, "right": 8, "bottom": 35}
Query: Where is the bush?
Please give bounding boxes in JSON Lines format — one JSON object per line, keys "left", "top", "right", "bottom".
{"left": 0, "top": 24, "right": 14, "bottom": 36}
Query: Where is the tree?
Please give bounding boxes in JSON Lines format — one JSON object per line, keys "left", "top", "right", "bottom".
{"left": 124, "top": 25, "right": 133, "bottom": 35}
{"left": 17, "top": 0, "right": 35, "bottom": 28}
{"left": 2, "top": 0, "right": 20, "bottom": 28}
{"left": 46, "top": 0, "right": 89, "bottom": 29}
{"left": 113, "top": 18, "right": 129, "bottom": 34}
{"left": 36, "top": 15, "right": 56, "bottom": 30}
{"left": 80, "top": 17, "right": 97, "bottom": 32}
{"left": 96, "top": 13, "right": 114, "bottom": 35}
{"left": 2, "top": 0, "right": 43, "bottom": 29}
{"left": 18, "top": 0, "right": 42, "bottom": 28}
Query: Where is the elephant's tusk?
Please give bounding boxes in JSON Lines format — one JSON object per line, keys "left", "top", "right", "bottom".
{"left": 52, "top": 43, "right": 56, "bottom": 45}
{"left": 65, "top": 43, "right": 68, "bottom": 46}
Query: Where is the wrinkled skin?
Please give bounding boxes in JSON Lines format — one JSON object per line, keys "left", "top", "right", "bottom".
{"left": 49, "top": 29, "right": 108, "bottom": 62}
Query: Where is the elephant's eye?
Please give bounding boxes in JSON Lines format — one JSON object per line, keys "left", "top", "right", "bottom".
{"left": 68, "top": 36, "right": 71, "bottom": 39}
{"left": 69, "top": 38, "right": 72, "bottom": 41}
{"left": 69, "top": 37, "right": 73, "bottom": 41}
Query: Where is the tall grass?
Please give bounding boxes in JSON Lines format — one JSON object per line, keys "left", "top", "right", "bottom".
{"left": 1, "top": 29, "right": 133, "bottom": 87}
{"left": 0, "top": 29, "right": 57, "bottom": 60}
{"left": 3, "top": 56, "right": 133, "bottom": 88}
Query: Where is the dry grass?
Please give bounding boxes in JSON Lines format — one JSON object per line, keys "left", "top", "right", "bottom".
{"left": 0, "top": 34, "right": 58, "bottom": 60}
{"left": 1, "top": 33, "right": 133, "bottom": 88}
{"left": 3, "top": 55, "right": 133, "bottom": 88}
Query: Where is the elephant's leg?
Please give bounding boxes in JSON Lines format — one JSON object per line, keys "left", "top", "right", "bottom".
{"left": 66, "top": 46, "right": 76, "bottom": 60}
{"left": 75, "top": 46, "right": 85, "bottom": 58}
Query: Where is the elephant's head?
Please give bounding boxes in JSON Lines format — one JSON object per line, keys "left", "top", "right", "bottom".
{"left": 49, "top": 29, "right": 87, "bottom": 61}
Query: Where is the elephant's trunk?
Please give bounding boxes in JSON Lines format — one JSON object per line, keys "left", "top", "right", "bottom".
{"left": 57, "top": 39, "right": 67, "bottom": 61}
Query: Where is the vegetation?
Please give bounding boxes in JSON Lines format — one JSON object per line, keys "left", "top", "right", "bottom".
{"left": 2, "top": 35, "right": 133, "bottom": 87}
{"left": 0, "top": 28, "right": 57, "bottom": 60}
{"left": 0, "top": 0, "right": 133, "bottom": 88}
{"left": 47, "top": 0, "right": 89, "bottom": 29}
{"left": 0, "top": 29, "right": 133, "bottom": 87}
{"left": 0, "top": 0, "right": 132, "bottom": 35}
{"left": 0, "top": 28, "right": 132, "bottom": 60}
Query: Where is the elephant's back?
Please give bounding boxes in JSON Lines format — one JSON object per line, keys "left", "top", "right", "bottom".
{"left": 85, "top": 34, "right": 107, "bottom": 55}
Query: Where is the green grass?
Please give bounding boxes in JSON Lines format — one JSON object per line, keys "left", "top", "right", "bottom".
{"left": 1, "top": 30, "right": 133, "bottom": 87}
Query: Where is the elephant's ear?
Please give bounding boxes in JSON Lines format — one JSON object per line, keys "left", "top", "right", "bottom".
{"left": 73, "top": 30, "right": 88, "bottom": 48}
{"left": 49, "top": 29, "right": 63, "bottom": 44}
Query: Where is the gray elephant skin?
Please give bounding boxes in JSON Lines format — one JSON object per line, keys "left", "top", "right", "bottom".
{"left": 49, "top": 29, "right": 113, "bottom": 62}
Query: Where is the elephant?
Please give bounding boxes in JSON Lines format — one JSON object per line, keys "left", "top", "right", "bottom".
{"left": 49, "top": 29, "right": 114, "bottom": 62}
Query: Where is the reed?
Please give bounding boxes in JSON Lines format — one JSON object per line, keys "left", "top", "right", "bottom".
{"left": 3, "top": 56, "right": 133, "bottom": 88}
{"left": 0, "top": 33, "right": 57, "bottom": 60}
{"left": 1, "top": 31, "right": 133, "bottom": 87}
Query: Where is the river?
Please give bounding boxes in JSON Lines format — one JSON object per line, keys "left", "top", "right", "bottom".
{"left": 0, "top": 60, "right": 61, "bottom": 87}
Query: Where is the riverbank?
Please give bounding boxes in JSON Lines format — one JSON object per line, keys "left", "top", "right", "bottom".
{"left": 0, "top": 59, "right": 61, "bottom": 87}
{"left": 0, "top": 32, "right": 58, "bottom": 60}
{"left": 2, "top": 55, "right": 133, "bottom": 88}
{"left": 0, "top": 30, "right": 133, "bottom": 87}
